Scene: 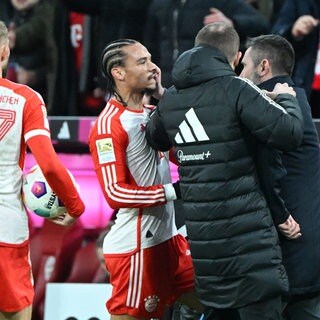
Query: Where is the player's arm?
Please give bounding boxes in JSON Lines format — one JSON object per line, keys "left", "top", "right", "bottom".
{"left": 89, "top": 130, "right": 177, "bottom": 210}
{"left": 236, "top": 79, "right": 303, "bottom": 151}
{"left": 27, "top": 136, "right": 85, "bottom": 218}
{"left": 23, "top": 95, "right": 85, "bottom": 219}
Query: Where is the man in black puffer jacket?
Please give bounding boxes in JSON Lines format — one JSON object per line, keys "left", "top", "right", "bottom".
{"left": 146, "top": 22, "right": 303, "bottom": 319}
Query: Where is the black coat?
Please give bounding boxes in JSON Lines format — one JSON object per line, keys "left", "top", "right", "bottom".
{"left": 146, "top": 45, "right": 304, "bottom": 308}
{"left": 272, "top": 0, "right": 320, "bottom": 97}
{"left": 144, "top": 0, "right": 269, "bottom": 87}
{"left": 258, "top": 76, "right": 320, "bottom": 297}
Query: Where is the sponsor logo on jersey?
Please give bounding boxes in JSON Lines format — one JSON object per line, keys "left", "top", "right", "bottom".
{"left": 175, "top": 107, "right": 210, "bottom": 144}
{"left": 176, "top": 150, "right": 212, "bottom": 163}
{"left": 96, "top": 138, "right": 116, "bottom": 164}
{"left": 144, "top": 295, "right": 160, "bottom": 313}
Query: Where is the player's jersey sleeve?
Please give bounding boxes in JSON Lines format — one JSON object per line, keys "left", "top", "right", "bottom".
{"left": 88, "top": 108, "right": 173, "bottom": 210}
{"left": 24, "top": 93, "right": 85, "bottom": 217}
{"left": 22, "top": 92, "right": 50, "bottom": 141}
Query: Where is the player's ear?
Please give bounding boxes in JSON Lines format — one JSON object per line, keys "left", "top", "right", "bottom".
{"left": 111, "top": 67, "right": 125, "bottom": 81}
{"left": 0, "top": 42, "right": 10, "bottom": 63}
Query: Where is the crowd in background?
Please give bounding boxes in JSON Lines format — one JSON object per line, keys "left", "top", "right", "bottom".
{"left": 1, "top": 0, "right": 320, "bottom": 117}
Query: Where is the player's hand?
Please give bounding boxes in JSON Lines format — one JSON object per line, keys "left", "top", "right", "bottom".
{"left": 50, "top": 212, "right": 77, "bottom": 226}
{"left": 277, "top": 214, "right": 302, "bottom": 240}
{"left": 264, "top": 83, "right": 296, "bottom": 100}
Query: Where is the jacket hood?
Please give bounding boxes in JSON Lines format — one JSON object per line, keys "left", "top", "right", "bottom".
{"left": 172, "top": 45, "right": 236, "bottom": 89}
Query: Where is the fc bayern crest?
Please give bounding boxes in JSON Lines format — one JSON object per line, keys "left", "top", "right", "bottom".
{"left": 144, "top": 295, "right": 160, "bottom": 313}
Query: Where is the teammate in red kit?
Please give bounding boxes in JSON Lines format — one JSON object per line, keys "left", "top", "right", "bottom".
{"left": 88, "top": 39, "right": 203, "bottom": 320}
{"left": 0, "top": 21, "right": 85, "bottom": 320}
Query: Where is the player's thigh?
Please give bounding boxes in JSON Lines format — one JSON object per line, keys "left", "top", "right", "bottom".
{"left": 0, "top": 305, "right": 32, "bottom": 320}
{"left": 170, "top": 235, "right": 195, "bottom": 301}
{"left": 0, "top": 243, "right": 33, "bottom": 314}
{"left": 106, "top": 246, "right": 172, "bottom": 318}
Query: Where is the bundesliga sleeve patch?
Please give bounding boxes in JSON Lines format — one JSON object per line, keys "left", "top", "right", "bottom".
{"left": 96, "top": 138, "right": 116, "bottom": 164}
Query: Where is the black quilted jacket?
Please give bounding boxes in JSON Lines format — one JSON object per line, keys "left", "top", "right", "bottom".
{"left": 146, "top": 45, "right": 303, "bottom": 308}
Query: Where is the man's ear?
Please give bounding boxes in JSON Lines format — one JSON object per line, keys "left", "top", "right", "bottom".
{"left": 111, "top": 67, "right": 125, "bottom": 81}
{"left": 233, "top": 51, "right": 242, "bottom": 69}
{"left": 259, "top": 59, "right": 271, "bottom": 77}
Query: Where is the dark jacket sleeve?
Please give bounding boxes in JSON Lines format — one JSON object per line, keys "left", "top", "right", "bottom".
{"left": 236, "top": 79, "right": 303, "bottom": 151}
{"left": 145, "top": 107, "right": 172, "bottom": 151}
{"left": 255, "top": 144, "right": 290, "bottom": 225}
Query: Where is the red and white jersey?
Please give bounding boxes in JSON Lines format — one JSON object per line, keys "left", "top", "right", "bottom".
{"left": 0, "top": 78, "right": 50, "bottom": 245}
{"left": 89, "top": 99, "right": 178, "bottom": 254}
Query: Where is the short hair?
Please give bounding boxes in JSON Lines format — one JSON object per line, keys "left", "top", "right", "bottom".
{"left": 100, "top": 39, "right": 138, "bottom": 96}
{"left": 0, "top": 21, "right": 8, "bottom": 44}
{"left": 195, "top": 22, "right": 240, "bottom": 63}
{"left": 245, "top": 34, "right": 295, "bottom": 76}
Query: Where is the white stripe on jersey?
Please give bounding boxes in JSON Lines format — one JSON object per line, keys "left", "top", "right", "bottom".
{"left": 235, "top": 76, "right": 288, "bottom": 114}
{"left": 98, "top": 102, "right": 118, "bottom": 135}
{"left": 109, "top": 165, "right": 165, "bottom": 196}
{"left": 126, "top": 252, "right": 143, "bottom": 308}
{"left": 101, "top": 165, "right": 166, "bottom": 204}
{"left": 24, "top": 129, "right": 50, "bottom": 142}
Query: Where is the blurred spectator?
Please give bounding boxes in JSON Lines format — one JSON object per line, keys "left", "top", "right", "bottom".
{"left": 246, "top": 0, "right": 285, "bottom": 24}
{"left": 51, "top": 0, "right": 120, "bottom": 116}
{"left": 52, "top": 0, "right": 152, "bottom": 116}
{"left": 144, "top": 0, "right": 270, "bottom": 87}
{"left": 7, "top": 0, "right": 55, "bottom": 106}
{"left": 272, "top": 0, "right": 320, "bottom": 117}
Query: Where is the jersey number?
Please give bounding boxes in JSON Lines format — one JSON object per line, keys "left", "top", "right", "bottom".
{"left": 0, "top": 109, "right": 16, "bottom": 141}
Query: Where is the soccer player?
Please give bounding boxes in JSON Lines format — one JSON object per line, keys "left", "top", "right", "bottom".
{"left": 88, "top": 39, "right": 202, "bottom": 320}
{"left": 0, "top": 21, "right": 85, "bottom": 320}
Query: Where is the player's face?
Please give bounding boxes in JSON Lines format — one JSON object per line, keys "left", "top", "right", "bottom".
{"left": 11, "top": 0, "right": 39, "bottom": 11}
{"left": 240, "top": 47, "right": 261, "bottom": 85}
{"left": 121, "top": 43, "right": 159, "bottom": 93}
